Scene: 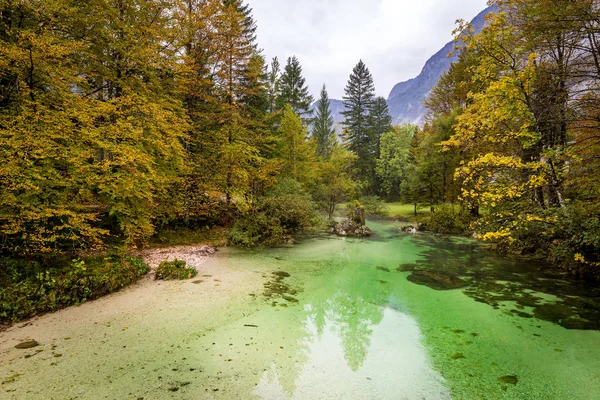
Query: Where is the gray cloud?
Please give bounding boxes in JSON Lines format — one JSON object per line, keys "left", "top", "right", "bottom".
{"left": 250, "top": 0, "right": 488, "bottom": 99}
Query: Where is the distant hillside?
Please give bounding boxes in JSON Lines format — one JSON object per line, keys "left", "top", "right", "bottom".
{"left": 387, "top": 6, "right": 496, "bottom": 126}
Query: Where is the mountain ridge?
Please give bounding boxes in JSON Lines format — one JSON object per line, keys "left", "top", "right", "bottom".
{"left": 386, "top": 6, "right": 497, "bottom": 126}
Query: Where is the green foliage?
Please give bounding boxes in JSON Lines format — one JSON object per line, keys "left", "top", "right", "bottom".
{"left": 228, "top": 178, "right": 319, "bottom": 247}
{"left": 417, "top": 206, "right": 474, "bottom": 235}
{"left": 276, "top": 105, "right": 317, "bottom": 184}
{"left": 346, "top": 200, "right": 366, "bottom": 226}
{"left": 155, "top": 259, "right": 198, "bottom": 281}
{"left": 0, "top": 0, "right": 188, "bottom": 254}
{"left": 358, "top": 196, "right": 389, "bottom": 219}
{"left": 367, "top": 96, "right": 393, "bottom": 156}
{"left": 277, "top": 56, "right": 314, "bottom": 121}
{"left": 376, "top": 125, "right": 416, "bottom": 199}
{"left": 342, "top": 60, "right": 378, "bottom": 191}
{"left": 312, "top": 145, "right": 358, "bottom": 220}
{"left": 311, "top": 84, "right": 337, "bottom": 158}
{"left": 0, "top": 256, "right": 149, "bottom": 322}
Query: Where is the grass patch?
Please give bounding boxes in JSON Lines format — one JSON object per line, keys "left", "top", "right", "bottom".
{"left": 386, "top": 203, "right": 430, "bottom": 220}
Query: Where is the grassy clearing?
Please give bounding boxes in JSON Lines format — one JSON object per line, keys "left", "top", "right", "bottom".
{"left": 386, "top": 203, "right": 430, "bottom": 220}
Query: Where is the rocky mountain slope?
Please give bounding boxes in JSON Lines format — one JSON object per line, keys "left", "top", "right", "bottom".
{"left": 386, "top": 6, "right": 496, "bottom": 126}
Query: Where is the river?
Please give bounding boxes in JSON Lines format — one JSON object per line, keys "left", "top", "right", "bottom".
{"left": 1, "top": 220, "right": 599, "bottom": 399}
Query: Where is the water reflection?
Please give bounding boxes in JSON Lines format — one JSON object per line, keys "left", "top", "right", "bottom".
{"left": 402, "top": 234, "right": 600, "bottom": 330}
{"left": 254, "top": 307, "right": 450, "bottom": 400}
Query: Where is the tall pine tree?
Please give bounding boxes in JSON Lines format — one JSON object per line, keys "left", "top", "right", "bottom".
{"left": 311, "top": 84, "right": 337, "bottom": 158}
{"left": 368, "top": 96, "right": 393, "bottom": 159}
{"left": 277, "top": 56, "right": 314, "bottom": 122}
{"left": 342, "top": 60, "right": 377, "bottom": 191}
{"left": 266, "top": 57, "right": 281, "bottom": 114}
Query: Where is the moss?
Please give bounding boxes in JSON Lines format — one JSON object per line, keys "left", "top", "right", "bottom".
{"left": 155, "top": 260, "right": 197, "bottom": 281}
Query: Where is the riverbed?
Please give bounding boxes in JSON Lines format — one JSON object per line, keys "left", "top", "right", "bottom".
{"left": 1, "top": 221, "right": 599, "bottom": 399}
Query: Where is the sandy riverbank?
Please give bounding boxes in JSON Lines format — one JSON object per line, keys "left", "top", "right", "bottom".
{"left": 0, "top": 245, "right": 268, "bottom": 399}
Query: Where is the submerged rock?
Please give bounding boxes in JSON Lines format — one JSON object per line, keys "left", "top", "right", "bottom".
{"left": 376, "top": 266, "right": 390, "bottom": 272}
{"left": 406, "top": 270, "right": 469, "bottom": 290}
{"left": 397, "top": 226, "right": 418, "bottom": 234}
{"left": 497, "top": 375, "right": 518, "bottom": 385}
{"left": 397, "top": 264, "right": 416, "bottom": 272}
{"left": 15, "top": 340, "right": 39, "bottom": 349}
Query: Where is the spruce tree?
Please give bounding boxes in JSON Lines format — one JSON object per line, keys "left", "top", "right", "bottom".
{"left": 342, "top": 60, "right": 377, "bottom": 190}
{"left": 368, "top": 96, "right": 393, "bottom": 159}
{"left": 311, "top": 84, "right": 337, "bottom": 158}
{"left": 266, "top": 57, "right": 281, "bottom": 114}
{"left": 277, "top": 56, "right": 314, "bottom": 122}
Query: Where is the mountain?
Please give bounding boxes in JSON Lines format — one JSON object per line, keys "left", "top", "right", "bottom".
{"left": 387, "top": 6, "right": 497, "bottom": 126}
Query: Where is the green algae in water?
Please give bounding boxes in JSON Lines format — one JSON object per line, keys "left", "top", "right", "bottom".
{"left": 7, "top": 219, "right": 600, "bottom": 400}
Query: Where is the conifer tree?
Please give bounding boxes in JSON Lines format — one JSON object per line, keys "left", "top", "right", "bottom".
{"left": 342, "top": 60, "right": 377, "bottom": 190}
{"left": 277, "top": 56, "right": 314, "bottom": 122}
{"left": 368, "top": 96, "right": 393, "bottom": 159}
{"left": 311, "top": 84, "right": 337, "bottom": 158}
{"left": 266, "top": 57, "right": 281, "bottom": 114}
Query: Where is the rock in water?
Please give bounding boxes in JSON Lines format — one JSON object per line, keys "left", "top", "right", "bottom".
{"left": 406, "top": 270, "right": 469, "bottom": 290}
{"left": 497, "top": 375, "right": 518, "bottom": 385}
{"left": 331, "top": 219, "right": 373, "bottom": 237}
{"left": 15, "top": 340, "right": 40, "bottom": 349}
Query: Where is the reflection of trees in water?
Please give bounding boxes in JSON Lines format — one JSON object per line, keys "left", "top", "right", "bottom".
{"left": 408, "top": 235, "right": 600, "bottom": 330}
{"left": 306, "top": 264, "right": 388, "bottom": 371}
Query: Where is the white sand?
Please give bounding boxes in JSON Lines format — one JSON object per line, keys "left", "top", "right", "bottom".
{"left": 0, "top": 246, "right": 267, "bottom": 399}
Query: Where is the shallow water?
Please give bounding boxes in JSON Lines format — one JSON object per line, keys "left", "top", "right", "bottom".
{"left": 2, "top": 220, "right": 600, "bottom": 399}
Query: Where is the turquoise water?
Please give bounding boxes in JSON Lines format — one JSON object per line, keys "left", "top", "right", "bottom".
{"left": 2, "top": 220, "right": 599, "bottom": 399}
{"left": 208, "top": 220, "right": 600, "bottom": 399}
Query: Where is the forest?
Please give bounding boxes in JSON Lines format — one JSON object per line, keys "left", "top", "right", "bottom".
{"left": 1, "top": 0, "right": 599, "bottom": 322}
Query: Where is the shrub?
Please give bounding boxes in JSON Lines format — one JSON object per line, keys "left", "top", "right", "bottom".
{"left": 417, "top": 205, "right": 474, "bottom": 235}
{"left": 155, "top": 259, "right": 197, "bottom": 280}
{"left": 346, "top": 200, "right": 366, "bottom": 225}
{"left": 358, "top": 196, "right": 389, "bottom": 219}
{"left": 0, "top": 255, "right": 149, "bottom": 323}
{"left": 228, "top": 179, "right": 319, "bottom": 247}
{"left": 548, "top": 207, "right": 600, "bottom": 278}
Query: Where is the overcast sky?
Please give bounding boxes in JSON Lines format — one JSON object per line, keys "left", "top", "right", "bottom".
{"left": 250, "top": 0, "right": 488, "bottom": 100}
